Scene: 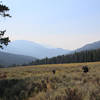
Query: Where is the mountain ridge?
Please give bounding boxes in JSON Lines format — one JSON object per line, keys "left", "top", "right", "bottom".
{"left": 75, "top": 40, "right": 100, "bottom": 52}
{"left": 1, "top": 40, "right": 70, "bottom": 58}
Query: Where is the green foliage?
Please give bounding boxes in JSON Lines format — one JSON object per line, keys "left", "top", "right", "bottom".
{"left": 0, "top": 79, "right": 48, "bottom": 100}
{"left": 0, "top": 1, "right": 11, "bottom": 49}
{"left": 0, "top": 2, "right": 11, "bottom": 17}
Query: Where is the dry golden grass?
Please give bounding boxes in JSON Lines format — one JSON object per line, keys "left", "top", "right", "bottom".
{"left": 0, "top": 62, "right": 100, "bottom": 100}
{"left": 0, "top": 62, "right": 99, "bottom": 79}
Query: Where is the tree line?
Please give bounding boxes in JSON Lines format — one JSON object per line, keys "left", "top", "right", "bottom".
{"left": 30, "top": 49, "right": 100, "bottom": 65}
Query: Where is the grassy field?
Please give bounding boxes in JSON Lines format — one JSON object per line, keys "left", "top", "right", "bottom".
{"left": 0, "top": 62, "right": 100, "bottom": 100}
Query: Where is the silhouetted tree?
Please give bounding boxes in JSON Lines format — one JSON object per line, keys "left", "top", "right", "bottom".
{"left": 0, "top": 1, "right": 11, "bottom": 49}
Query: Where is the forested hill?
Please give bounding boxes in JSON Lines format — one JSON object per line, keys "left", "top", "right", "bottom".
{"left": 0, "top": 51, "right": 36, "bottom": 67}
{"left": 31, "top": 48, "right": 100, "bottom": 65}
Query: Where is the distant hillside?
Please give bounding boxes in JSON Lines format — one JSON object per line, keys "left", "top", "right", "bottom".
{"left": 0, "top": 51, "right": 36, "bottom": 67}
{"left": 32, "top": 48, "right": 100, "bottom": 65}
{"left": 1, "top": 40, "right": 70, "bottom": 58}
{"left": 76, "top": 41, "right": 100, "bottom": 52}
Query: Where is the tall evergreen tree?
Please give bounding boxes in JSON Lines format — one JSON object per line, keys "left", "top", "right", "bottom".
{"left": 0, "top": 1, "right": 11, "bottom": 49}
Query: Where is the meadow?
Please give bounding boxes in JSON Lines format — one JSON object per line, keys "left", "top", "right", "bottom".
{"left": 0, "top": 62, "right": 100, "bottom": 100}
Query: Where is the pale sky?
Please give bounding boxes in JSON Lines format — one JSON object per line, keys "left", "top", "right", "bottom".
{"left": 1, "top": 0, "right": 100, "bottom": 50}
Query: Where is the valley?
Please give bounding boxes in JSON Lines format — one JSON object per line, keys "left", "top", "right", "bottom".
{"left": 0, "top": 1, "right": 100, "bottom": 100}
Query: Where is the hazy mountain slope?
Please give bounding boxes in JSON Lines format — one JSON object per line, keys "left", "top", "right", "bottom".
{"left": 1, "top": 40, "right": 70, "bottom": 58}
{"left": 76, "top": 41, "right": 100, "bottom": 52}
{"left": 0, "top": 51, "right": 36, "bottom": 67}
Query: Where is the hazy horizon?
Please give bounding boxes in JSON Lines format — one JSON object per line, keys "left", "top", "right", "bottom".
{"left": 7, "top": 39, "right": 99, "bottom": 51}
{"left": 2, "top": 0, "right": 100, "bottom": 50}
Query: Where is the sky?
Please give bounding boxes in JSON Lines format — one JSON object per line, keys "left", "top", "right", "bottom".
{"left": 1, "top": 0, "right": 100, "bottom": 50}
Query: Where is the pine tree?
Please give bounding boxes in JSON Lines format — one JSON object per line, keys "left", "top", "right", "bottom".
{"left": 0, "top": 1, "right": 11, "bottom": 49}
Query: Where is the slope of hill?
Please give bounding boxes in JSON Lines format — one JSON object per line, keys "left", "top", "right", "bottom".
{"left": 1, "top": 40, "right": 70, "bottom": 58}
{"left": 76, "top": 41, "right": 100, "bottom": 52}
{"left": 0, "top": 51, "right": 36, "bottom": 67}
{"left": 32, "top": 48, "right": 100, "bottom": 65}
